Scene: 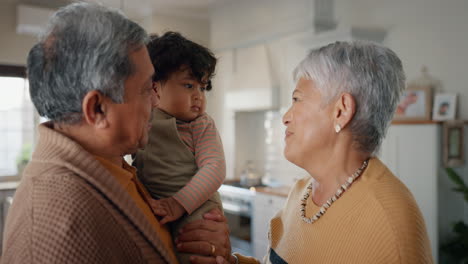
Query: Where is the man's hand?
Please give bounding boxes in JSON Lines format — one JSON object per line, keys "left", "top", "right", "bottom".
{"left": 176, "top": 208, "right": 232, "bottom": 264}
{"left": 149, "top": 197, "right": 186, "bottom": 224}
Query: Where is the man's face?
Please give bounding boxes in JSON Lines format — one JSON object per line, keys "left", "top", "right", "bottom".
{"left": 108, "top": 46, "right": 156, "bottom": 155}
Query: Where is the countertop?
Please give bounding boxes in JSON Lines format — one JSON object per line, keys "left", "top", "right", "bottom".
{"left": 0, "top": 181, "right": 20, "bottom": 190}
{"left": 254, "top": 185, "right": 291, "bottom": 197}
{"left": 223, "top": 178, "right": 291, "bottom": 198}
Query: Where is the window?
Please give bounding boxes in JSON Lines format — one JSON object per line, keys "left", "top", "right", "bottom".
{"left": 0, "top": 65, "right": 36, "bottom": 181}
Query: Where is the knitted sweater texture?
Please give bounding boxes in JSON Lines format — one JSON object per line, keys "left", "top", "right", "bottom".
{"left": 1, "top": 123, "right": 176, "bottom": 264}
{"left": 237, "top": 158, "right": 433, "bottom": 264}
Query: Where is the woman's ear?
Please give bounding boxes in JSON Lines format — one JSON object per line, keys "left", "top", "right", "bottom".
{"left": 81, "top": 90, "right": 109, "bottom": 129}
{"left": 333, "top": 92, "right": 356, "bottom": 131}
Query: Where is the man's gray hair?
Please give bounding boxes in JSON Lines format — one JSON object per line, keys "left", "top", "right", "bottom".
{"left": 293, "top": 41, "right": 406, "bottom": 154}
{"left": 27, "top": 2, "right": 149, "bottom": 124}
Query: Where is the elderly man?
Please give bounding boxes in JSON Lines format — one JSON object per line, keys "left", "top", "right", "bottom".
{"left": 2, "top": 3, "right": 229, "bottom": 264}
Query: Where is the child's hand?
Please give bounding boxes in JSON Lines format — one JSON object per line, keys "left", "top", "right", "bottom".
{"left": 149, "top": 197, "right": 186, "bottom": 224}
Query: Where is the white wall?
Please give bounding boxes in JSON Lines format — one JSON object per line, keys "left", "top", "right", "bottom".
{"left": 210, "top": 0, "right": 315, "bottom": 51}
{"left": 234, "top": 111, "right": 267, "bottom": 178}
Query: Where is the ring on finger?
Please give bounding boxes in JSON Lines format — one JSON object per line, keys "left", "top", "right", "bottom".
{"left": 210, "top": 244, "right": 216, "bottom": 256}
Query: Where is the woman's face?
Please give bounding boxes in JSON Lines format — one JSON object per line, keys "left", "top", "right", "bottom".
{"left": 282, "top": 78, "right": 335, "bottom": 168}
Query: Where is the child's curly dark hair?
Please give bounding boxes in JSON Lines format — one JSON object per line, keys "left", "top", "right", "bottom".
{"left": 147, "top": 32, "right": 217, "bottom": 91}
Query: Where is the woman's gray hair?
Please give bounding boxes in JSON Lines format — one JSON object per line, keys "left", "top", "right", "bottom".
{"left": 27, "top": 2, "right": 149, "bottom": 124}
{"left": 293, "top": 41, "right": 406, "bottom": 154}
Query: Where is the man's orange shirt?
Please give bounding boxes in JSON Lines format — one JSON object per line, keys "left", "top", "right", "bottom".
{"left": 94, "top": 156, "right": 178, "bottom": 263}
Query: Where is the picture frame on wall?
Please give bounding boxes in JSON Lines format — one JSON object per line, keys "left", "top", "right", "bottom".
{"left": 443, "top": 121, "right": 465, "bottom": 167}
{"left": 432, "top": 93, "right": 457, "bottom": 121}
{"left": 394, "top": 86, "right": 432, "bottom": 121}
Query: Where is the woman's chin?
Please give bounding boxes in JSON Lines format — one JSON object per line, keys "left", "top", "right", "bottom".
{"left": 283, "top": 149, "right": 295, "bottom": 163}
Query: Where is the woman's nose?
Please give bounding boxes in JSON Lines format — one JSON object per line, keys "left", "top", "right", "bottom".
{"left": 282, "top": 109, "right": 291, "bottom": 125}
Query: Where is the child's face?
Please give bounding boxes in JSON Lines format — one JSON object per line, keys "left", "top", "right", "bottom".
{"left": 155, "top": 67, "right": 208, "bottom": 122}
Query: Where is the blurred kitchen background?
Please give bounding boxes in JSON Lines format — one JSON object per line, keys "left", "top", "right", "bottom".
{"left": 1, "top": 0, "right": 468, "bottom": 262}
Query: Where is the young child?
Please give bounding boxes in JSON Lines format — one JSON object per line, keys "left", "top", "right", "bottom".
{"left": 134, "top": 32, "right": 225, "bottom": 263}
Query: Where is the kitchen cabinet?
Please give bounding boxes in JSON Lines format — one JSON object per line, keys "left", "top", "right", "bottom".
{"left": 379, "top": 124, "right": 439, "bottom": 261}
{"left": 252, "top": 192, "right": 287, "bottom": 260}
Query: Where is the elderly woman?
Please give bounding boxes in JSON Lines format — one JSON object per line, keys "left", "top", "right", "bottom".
{"left": 218, "top": 41, "right": 433, "bottom": 264}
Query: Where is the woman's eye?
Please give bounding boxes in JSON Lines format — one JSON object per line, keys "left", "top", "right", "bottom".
{"left": 292, "top": 97, "right": 299, "bottom": 102}
{"left": 184, "top": 84, "right": 193, "bottom": 89}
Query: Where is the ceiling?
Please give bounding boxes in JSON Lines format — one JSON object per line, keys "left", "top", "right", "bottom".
{"left": 7, "top": 0, "right": 230, "bottom": 19}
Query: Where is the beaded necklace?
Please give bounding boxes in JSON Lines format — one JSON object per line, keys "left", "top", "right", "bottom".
{"left": 300, "top": 159, "right": 368, "bottom": 224}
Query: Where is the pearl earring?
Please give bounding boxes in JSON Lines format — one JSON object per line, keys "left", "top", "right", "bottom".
{"left": 335, "top": 124, "right": 341, "bottom": 133}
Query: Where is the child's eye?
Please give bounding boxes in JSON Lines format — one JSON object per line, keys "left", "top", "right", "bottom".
{"left": 184, "top": 84, "right": 193, "bottom": 89}
{"left": 200, "top": 86, "right": 207, "bottom": 92}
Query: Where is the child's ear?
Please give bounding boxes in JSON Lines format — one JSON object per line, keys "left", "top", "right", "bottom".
{"left": 154, "top": 81, "right": 162, "bottom": 100}
{"left": 81, "top": 90, "right": 109, "bottom": 129}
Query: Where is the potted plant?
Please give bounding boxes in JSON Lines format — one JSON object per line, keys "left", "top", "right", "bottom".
{"left": 440, "top": 168, "right": 468, "bottom": 264}
{"left": 16, "top": 143, "right": 32, "bottom": 176}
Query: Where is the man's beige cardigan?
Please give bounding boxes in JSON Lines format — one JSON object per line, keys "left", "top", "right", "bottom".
{"left": 2, "top": 123, "right": 176, "bottom": 263}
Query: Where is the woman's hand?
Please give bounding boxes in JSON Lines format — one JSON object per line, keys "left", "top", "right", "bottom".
{"left": 176, "top": 208, "right": 232, "bottom": 264}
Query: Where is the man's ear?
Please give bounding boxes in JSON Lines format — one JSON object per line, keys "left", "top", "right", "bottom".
{"left": 333, "top": 92, "right": 356, "bottom": 130}
{"left": 82, "top": 90, "right": 109, "bottom": 129}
